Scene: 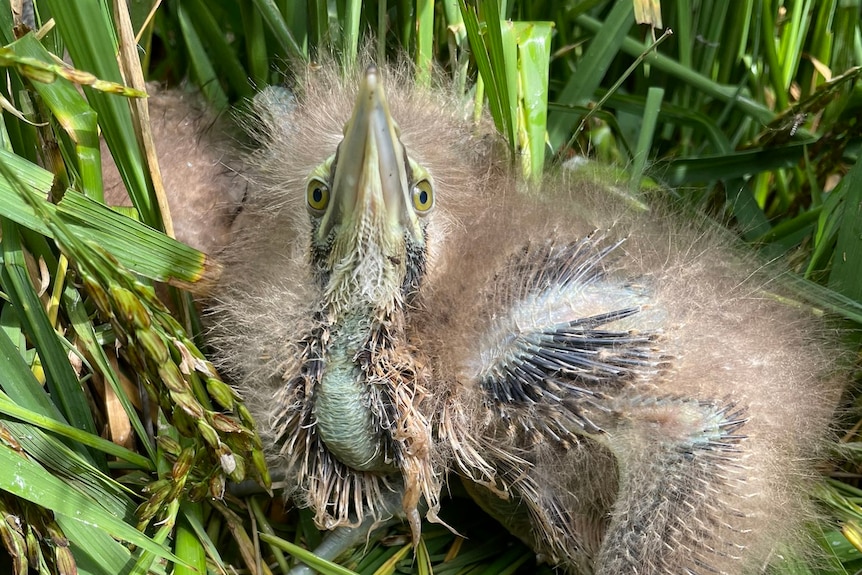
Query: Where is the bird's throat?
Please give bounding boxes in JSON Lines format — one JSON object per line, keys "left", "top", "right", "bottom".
{"left": 313, "top": 311, "right": 396, "bottom": 472}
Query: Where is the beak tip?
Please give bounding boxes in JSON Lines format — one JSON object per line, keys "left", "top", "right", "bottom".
{"left": 363, "top": 65, "right": 380, "bottom": 92}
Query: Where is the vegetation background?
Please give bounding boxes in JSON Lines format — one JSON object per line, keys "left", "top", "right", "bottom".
{"left": 0, "top": 0, "right": 860, "bottom": 573}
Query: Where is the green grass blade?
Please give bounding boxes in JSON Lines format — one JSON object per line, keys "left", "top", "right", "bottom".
{"left": 0, "top": 174, "right": 211, "bottom": 284}
{"left": 474, "top": 543, "right": 532, "bottom": 575}
{"left": 460, "top": 1, "right": 507, "bottom": 144}
{"left": 6, "top": 34, "right": 103, "bottom": 199}
{"left": 761, "top": 0, "right": 789, "bottom": 111}
{"left": 0, "top": 0, "right": 15, "bottom": 44}
{"left": 629, "top": 86, "right": 664, "bottom": 190}
{"left": 415, "top": 0, "right": 434, "bottom": 85}
{"left": 0, "top": 442, "right": 184, "bottom": 566}
{"left": 1, "top": 220, "right": 99, "bottom": 443}
{"left": 512, "top": 21, "right": 553, "bottom": 179}
{"left": 184, "top": 0, "right": 253, "bottom": 100}
{"left": 57, "top": 191, "right": 211, "bottom": 284}
{"left": 828, "top": 156, "right": 862, "bottom": 300}
{"left": 307, "top": 0, "right": 329, "bottom": 55}
{"left": 250, "top": 496, "right": 289, "bottom": 573}
{"left": 341, "top": 0, "right": 362, "bottom": 72}
{"left": 42, "top": 0, "right": 162, "bottom": 229}
{"left": 173, "top": 503, "right": 207, "bottom": 575}
{"left": 657, "top": 142, "right": 811, "bottom": 186}
{"left": 0, "top": 390, "right": 152, "bottom": 470}
{"left": 784, "top": 274, "right": 862, "bottom": 325}
{"left": 807, "top": 180, "right": 845, "bottom": 278}
{"left": 177, "top": 2, "right": 229, "bottom": 110}
{"left": 726, "top": 177, "right": 773, "bottom": 240}
{"left": 61, "top": 516, "right": 135, "bottom": 575}
{"left": 593, "top": 92, "right": 733, "bottom": 153}
{"left": 0, "top": 323, "right": 67, "bottom": 422}
{"left": 260, "top": 532, "right": 360, "bottom": 575}
{"left": 547, "top": 0, "right": 633, "bottom": 151}
{"left": 64, "top": 285, "right": 158, "bottom": 462}
{"left": 482, "top": 0, "right": 516, "bottom": 147}
{"left": 252, "top": 0, "right": 305, "bottom": 62}
{"left": 575, "top": 11, "right": 775, "bottom": 124}
{"left": 0, "top": 144, "right": 58, "bottom": 202}
{"left": 242, "top": 3, "right": 270, "bottom": 87}
{"left": 2, "top": 417, "right": 134, "bottom": 520}
{"left": 183, "top": 501, "right": 231, "bottom": 571}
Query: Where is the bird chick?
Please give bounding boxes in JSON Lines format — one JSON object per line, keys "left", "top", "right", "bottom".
{"left": 185, "top": 64, "right": 846, "bottom": 574}
{"left": 102, "top": 87, "right": 242, "bottom": 254}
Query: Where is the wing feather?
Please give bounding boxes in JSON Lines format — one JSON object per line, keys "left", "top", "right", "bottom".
{"left": 469, "top": 234, "right": 670, "bottom": 438}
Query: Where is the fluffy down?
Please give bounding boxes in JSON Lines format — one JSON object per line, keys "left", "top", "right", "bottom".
{"left": 144, "top": 61, "right": 845, "bottom": 574}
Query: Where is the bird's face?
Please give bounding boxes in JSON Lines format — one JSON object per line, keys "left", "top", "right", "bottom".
{"left": 305, "top": 66, "right": 434, "bottom": 313}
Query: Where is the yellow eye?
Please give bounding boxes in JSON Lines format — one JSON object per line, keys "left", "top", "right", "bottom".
{"left": 307, "top": 178, "right": 330, "bottom": 213}
{"left": 412, "top": 179, "right": 434, "bottom": 214}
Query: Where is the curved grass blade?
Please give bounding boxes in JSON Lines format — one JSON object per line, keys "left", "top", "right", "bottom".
{"left": 259, "top": 532, "right": 360, "bottom": 575}
{"left": 0, "top": 154, "right": 212, "bottom": 285}
{"left": 575, "top": 10, "right": 774, "bottom": 125}
{"left": 2, "top": 417, "right": 135, "bottom": 520}
{"left": 0, "top": 320, "right": 67, "bottom": 422}
{"left": 252, "top": 0, "right": 305, "bottom": 63}
{"left": 182, "top": 0, "right": 253, "bottom": 100}
{"left": 0, "top": 442, "right": 184, "bottom": 566}
{"left": 657, "top": 142, "right": 812, "bottom": 186}
{"left": 0, "top": 390, "right": 152, "bottom": 470}
{"left": 828, "top": 155, "right": 862, "bottom": 300}
{"left": 177, "top": 1, "right": 228, "bottom": 110}
{"left": 2, "top": 220, "right": 100, "bottom": 449}
{"left": 41, "top": 0, "right": 163, "bottom": 229}
{"left": 547, "top": 0, "right": 633, "bottom": 151}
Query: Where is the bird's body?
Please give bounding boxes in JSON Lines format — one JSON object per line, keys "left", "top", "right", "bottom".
{"left": 198, "top": 63, "right": 844, "bottom": 574}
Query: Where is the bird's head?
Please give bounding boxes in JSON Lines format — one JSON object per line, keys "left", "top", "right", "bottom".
{"left": 304, "top": 66, "right": 434, "bottom": 315}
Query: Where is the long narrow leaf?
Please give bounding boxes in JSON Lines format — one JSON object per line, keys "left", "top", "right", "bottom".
{"left": 0, "top": 442, "right": 184, "bottom": 566}
{"left": 42, "top": 0, "right": 162, "bottom": 228}
{"left": 547, "top": 0, "right": 634, "bottom": 151}
{"left": 0, "top": 390, "right": 152, "bottom": 470}
{"left": 0, "top": 166, "right": 211, "bottom": 285}
{"left": 64, "top": 285, "right": 158, "bottom": 462}
{"left": 1, "top": 220, "right": 100, "bottom": 443}
{"left": 829, "top": 154, "right": 862, "bottom": 300}
{"left": 8, "top": 34, "right": 103, "bottom": 198}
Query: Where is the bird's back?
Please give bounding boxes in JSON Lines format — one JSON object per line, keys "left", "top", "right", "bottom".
{"left": 413, "top": 154, "right": 843, "bottom": 572}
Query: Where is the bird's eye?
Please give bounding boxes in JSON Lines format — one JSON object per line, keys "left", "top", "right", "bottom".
{"left": 306, "top": 178, "right": 330, "bottom": 213}
{"left": 412, "top": 179, "right": 434, "bottom": 214}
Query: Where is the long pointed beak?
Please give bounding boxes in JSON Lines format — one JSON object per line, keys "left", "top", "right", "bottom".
{"left": 319, "top": 66, "right": 409, "bottom": 240}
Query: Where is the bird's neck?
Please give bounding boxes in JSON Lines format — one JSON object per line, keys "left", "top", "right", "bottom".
{"left": 312, "top": 294, "right": 407, "bottom": 472}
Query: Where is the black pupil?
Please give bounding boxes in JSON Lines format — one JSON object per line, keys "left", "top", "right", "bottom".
{"left": 312, "top": 187, "right": 323, "bottom": 203}
{"left": 418, "top": 189, "right": 428, "bottom": 205}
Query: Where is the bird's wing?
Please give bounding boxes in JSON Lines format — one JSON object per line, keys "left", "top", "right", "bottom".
{"left": 464, "top": 233, "right": 669, "bottom": 440}
{"left": 440, "top": 232, "right": 751, "bottom": 570}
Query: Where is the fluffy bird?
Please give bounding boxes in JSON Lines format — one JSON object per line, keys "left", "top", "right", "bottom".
{"left": 145, "top": 63, "right": 844, "bottom": 574}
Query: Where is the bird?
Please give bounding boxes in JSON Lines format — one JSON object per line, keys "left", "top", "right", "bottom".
{"left": 141, "top": 61, "right": 845, "bottom": 574}
{"left": 102, "top": 87, "right": 242, "bottom": 256}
